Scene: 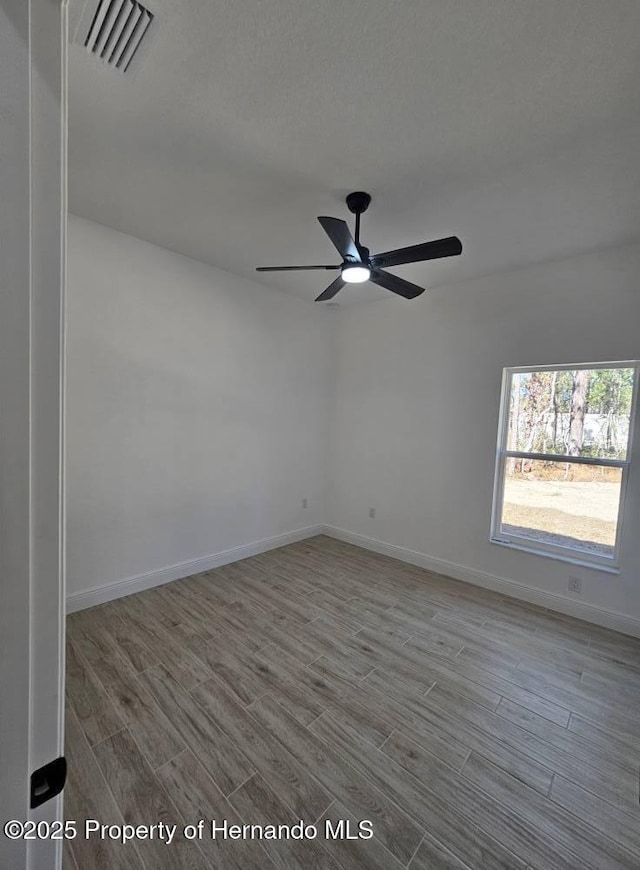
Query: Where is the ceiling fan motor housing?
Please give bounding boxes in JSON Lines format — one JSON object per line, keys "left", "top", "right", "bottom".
{"left": 346, "top": 191, "right": 372, "bottom": 215}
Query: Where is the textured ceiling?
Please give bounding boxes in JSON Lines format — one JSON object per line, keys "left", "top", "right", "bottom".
{"left": 69, "top": 0, "right": 640, "bottom": 304}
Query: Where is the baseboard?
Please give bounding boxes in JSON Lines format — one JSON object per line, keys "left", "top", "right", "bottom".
{"left": 67, "top": 520, "right": 640, "bottom": 637}
{"left": 323, "top": 525, "right": 640, "bottom": 638}
{"left": 66, "top": 525, "right": 324, "bottom": 613}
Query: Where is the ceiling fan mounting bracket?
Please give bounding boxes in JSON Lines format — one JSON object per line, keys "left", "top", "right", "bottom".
{"left": 346, "top": 191, "right": 372, "bottom": 215}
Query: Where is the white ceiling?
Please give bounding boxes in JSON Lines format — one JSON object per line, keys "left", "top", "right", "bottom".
{"left": 69, "top": 0, "right": 640, "bottom": 304}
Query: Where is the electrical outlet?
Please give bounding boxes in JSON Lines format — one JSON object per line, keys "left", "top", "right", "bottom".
{"left": 368, "top": 507, "right": 376, "bottom": 519}
{"left": 568, "top": 576, "right": 582, "bottom": 594}
{"left": 302, "top": 497, "right": 308, "bottom": 509}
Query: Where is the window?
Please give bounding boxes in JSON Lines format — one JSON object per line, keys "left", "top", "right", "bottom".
{"left": 491, "top": 362, "right": 639, "bottom": 569}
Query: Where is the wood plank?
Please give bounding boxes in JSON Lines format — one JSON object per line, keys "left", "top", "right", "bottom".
{"left": 359, "top": 668, "right": 471, "bottom": 771}
{"left": 92, "top": 728, "right": 203, "bottom": 870}
{"left": 74, "top": 600, "right": 160, "bottom": 673}
{"left": 238, "top": 575, "right": 322, "bottom": 624}
{"left": 156, "top": 750, "right": 277, "bottom": 870}
{"left": 499, "top": 660, "right": 640, "bottom": 731}
{"left": 297, "top": 659, "right": 396, "bottom": 748}
{"left": 138, "top": 664, "right": 255, "bottom": 795}
{"left": 66, "top": 608, "right": 116, "bottom": 663}
{"left": 386, "top": 724, "right": 553, "bottom": 800}
{"left": 550, "top": 775, "right": 640, "bottom": 855}
{"left": 122, "top": 607, "right": 213, "bottom": 690}
{"left": 64, "top": 706, "right": 131, "bottom": 870}
{"left": 185, "top": 629, "right": 269, "bottom": 705}
{"left": 65, "top": 640, "right": 124, "bottom": 746}
{"left": 62, "top": 838, "right": 80, "bottom": 870}
{"left": 228, "top": 773, "right": 343, "bottom": 870}
{"left": 427, "top": 681, "right": 638, "bottom": 812}
{"left": 262, "top": 676, "right": 328, "bottom": 726}
{"left": 116, "top": 588, "right": 182, "bottom": 629}
{"left": 353, "top": 630, "right": 502, "bottom": 709}
{"left": 247, "top": 694, "right": 423, "bottom": 865}
{"left": 497, "top": 697, "right": 639, "bottom": 783}
{"left": 310, "top": 710, "right": 529, "bottom": 870}
{"left": 405, "top": 636, "right": 572, "bottom": 726}
{"left": 358, "top": 720, "right": 585, "bottom": 870}
{"left": 303, "top": 589, "right": 368, "bottom": 634}
{"left": 365, "top": 667, "right": 554, "bottom": 794}
{"left": 267, "top": 616, "right": 376, "bottom": 676}
{"left": 214, "top": 599, "right": 275, "bottom": 652}
{"left": 191, "top": 675, "right": 332, "bottom": 821}
{"left": 462, "top": 752, "right": 639, "bottom": 870}
{"left": 185, "top": 569, "right": 242, "bottom": 606}
{"left": 319, "top": 799, "right": 408, "bottom": 870}
{"left": 569, "top": 712, "right": 640, "bottom": 757}
{"left": 89, "top": 654, "right": 185, "bottom": 769}
{"left": 409, "top": 832, "right": 473, "bottom": 870}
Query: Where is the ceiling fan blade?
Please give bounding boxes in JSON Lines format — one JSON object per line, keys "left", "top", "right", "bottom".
{"left": 256, "top": 264, "right": 340, "bottom": 272}
{"left": 315, "top": 275, "right": 346, "bottom": 302}
{"left": 318, "top": 217, "right": 361, "bottom": 262}
{"left": 371, "top": 269, "right": 425, "bottom": 299}
{"left": 372, "top": 236, "right": 462, "bottom": 269}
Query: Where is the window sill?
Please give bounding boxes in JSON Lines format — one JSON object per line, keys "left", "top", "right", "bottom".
{"left": 490, "top": 536, "right": 620, "bottom": 574}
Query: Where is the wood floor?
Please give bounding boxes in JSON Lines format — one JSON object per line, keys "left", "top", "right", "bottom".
{"left": 64, "top": 535, "right": 640, "bottom": 870}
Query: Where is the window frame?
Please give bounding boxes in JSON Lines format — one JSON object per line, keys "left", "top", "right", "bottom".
{"left": 490, "top": 360, "right": 640, "bottom": 572}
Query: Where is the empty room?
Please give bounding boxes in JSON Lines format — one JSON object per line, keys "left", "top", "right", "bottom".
{"left": 2, "top": 1, "right": 640, "bottom": 869}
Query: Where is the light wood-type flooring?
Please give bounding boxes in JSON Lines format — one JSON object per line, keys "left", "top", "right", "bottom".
{"left": 64, "top": 535, "right": 640, "bottom": 869}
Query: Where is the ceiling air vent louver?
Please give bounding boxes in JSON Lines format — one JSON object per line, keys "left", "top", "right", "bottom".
{"left": 83, "top": 0, "right": 154, "bottom": 72}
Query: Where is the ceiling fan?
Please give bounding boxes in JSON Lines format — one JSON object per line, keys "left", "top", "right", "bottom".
{"left": 256, "top": 191, "right": 462, "bottom": 302}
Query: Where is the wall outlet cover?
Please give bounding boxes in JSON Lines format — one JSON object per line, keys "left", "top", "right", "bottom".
{"left": 568, "top": 576, "right": 582, "bottom": 593}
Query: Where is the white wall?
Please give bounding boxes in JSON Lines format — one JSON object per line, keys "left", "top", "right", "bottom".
{"left": 66, "top": 215, "right": 331, "bottom": 598}
{"left": 328, "top": 243, "right": 640, "bottom": 628}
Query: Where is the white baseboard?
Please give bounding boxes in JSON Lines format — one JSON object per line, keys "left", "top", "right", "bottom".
{"left": 66, "top": 525, "right": 324, "bottom": 613}
{"left": 323, "top": 525, "right": 640, "bottom": 638}
{"left": 66, "top": 520, "right": 640, "bottom": 638}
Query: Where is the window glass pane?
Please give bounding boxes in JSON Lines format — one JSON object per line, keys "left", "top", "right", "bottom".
{"left": 507, "top": 368, "right": 634, "bottom": 460}
{"left": 500, "top": 459, "right": 621, "bottom": 559}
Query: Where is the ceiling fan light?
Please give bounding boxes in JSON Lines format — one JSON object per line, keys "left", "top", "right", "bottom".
{"left": 342, "top": 264, "right": 371, "bottom": 283}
